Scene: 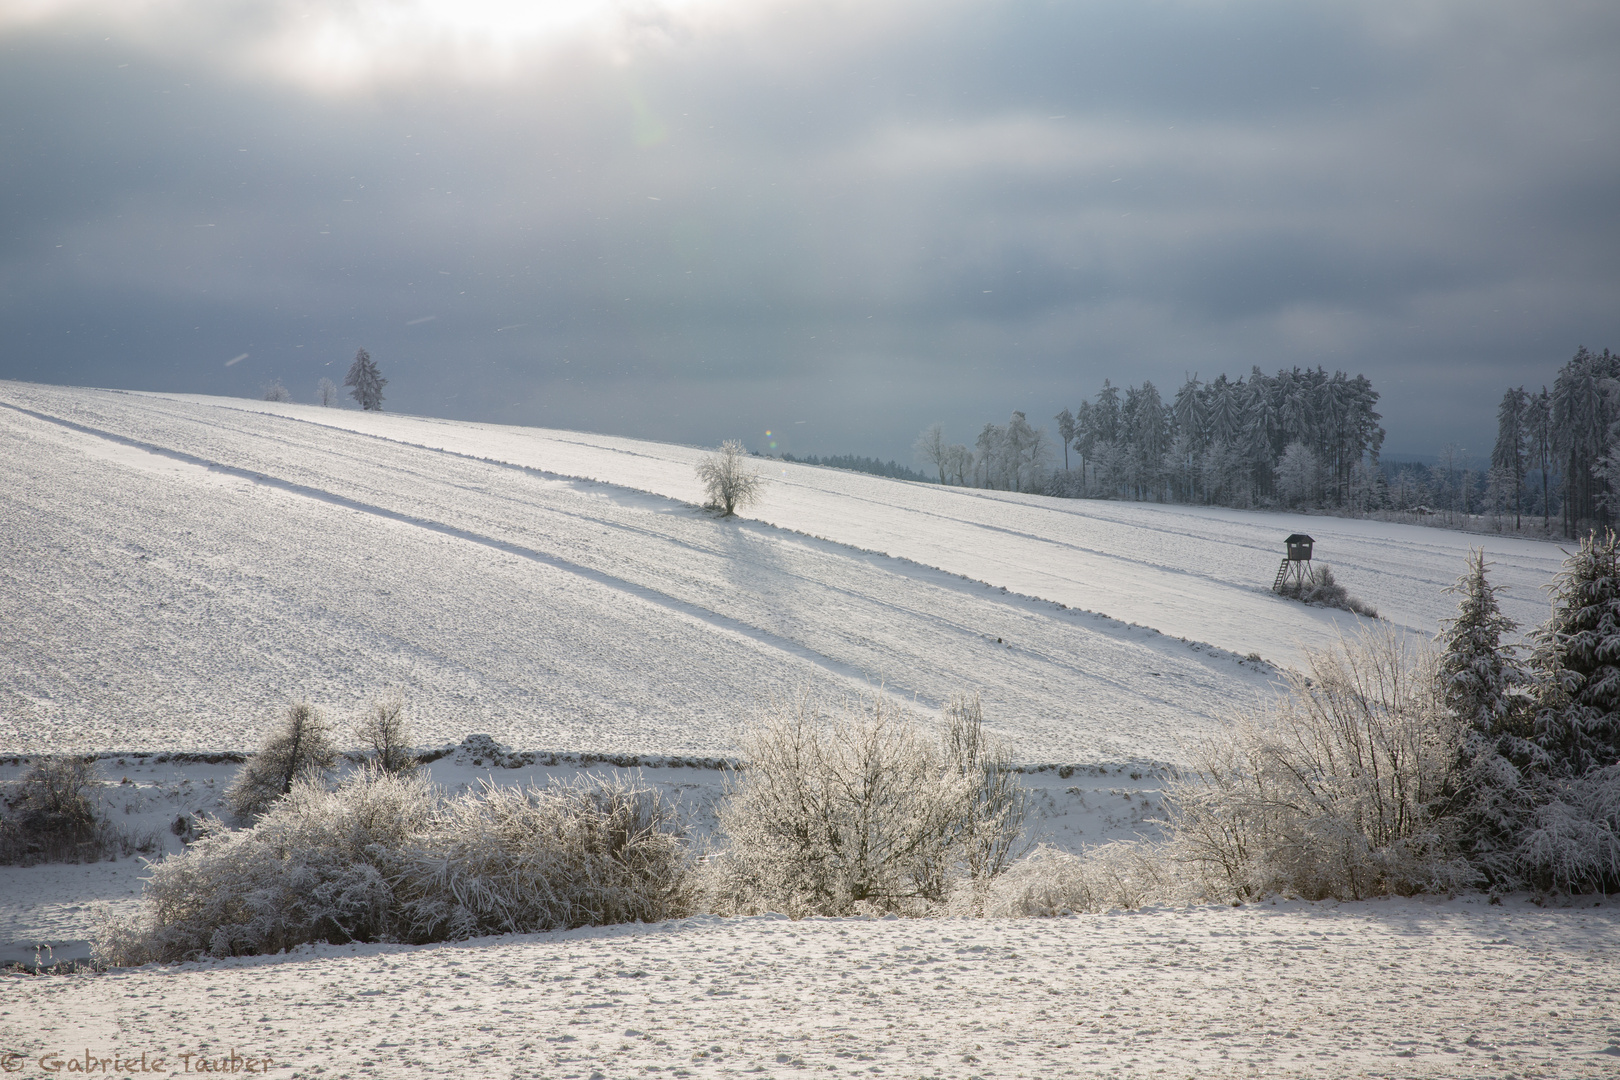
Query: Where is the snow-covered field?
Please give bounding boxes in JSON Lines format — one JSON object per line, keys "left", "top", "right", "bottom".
{"left": 1, "top": 382, "right": 1601, "bottom": 1078}
{"left": 0, "top": 382, "right": 1567, "bottom": 762}
{"left": 7, "top": 900, "right": 1619, "bottom": 1078}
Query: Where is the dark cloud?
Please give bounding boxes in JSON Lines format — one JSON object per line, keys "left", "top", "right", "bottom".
{"left": 2, "top": 0, "right": 1617, "bottom": 460}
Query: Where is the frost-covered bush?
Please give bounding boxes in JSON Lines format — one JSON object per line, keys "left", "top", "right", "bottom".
{"left": 97, "top": 767, "right": 436, "bottom": 965}
{"left": 1276, "top": 564, "right": 1378, "bottom": 618}
{"left": 708, "top": 692, "right": 1024, "bottom": 917}
{"left": 225, "top": 703, "right": 340, "bottom": 819}
{"left": 1166, "top": 626, "right": 1472, "bottom": 901}
{"left": 393, "top": 775, "right": 692, "bottom": 942}
{"left": 941, "top": 694, "right": 1029, "bottom": 910}
{"left": 1, "top": 757, "right": 103, "bottom": 865}
{"left": 970, "top": 842, "right": 1191, "bottom": 917}
{"left": 1, "top": 757, "right": 157, "bottom": 866}
{"left": 1512, "top": 767, "right": 1620, "bottom": 894}
{"left": 95, "top": 769, "right": 691, "bottom": 966}
{"left": 990, "top": 543, "right": 1620, "bottom": 912}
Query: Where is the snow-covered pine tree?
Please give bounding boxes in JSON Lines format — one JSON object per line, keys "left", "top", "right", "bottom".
{"left": 1551, "top": 347, "right": 1619, "bottom": 535}
{"left": 1440, "top": 550, "right": 1526, "bottom": 739}
{"left": 344, "top": 348, "right": 387, "bottom": 411}
{"left": 1438, "top": 550, "right": 1535, "bottom": 885}
{"left": 1492, "top": 388, "right": 1530, "bottom": 529}
{"left": 1126, "top": 382, "right": 1170, "bottom": 500}
{"left": 1528, "top": 529, "right": 1620, "bottom": 777}
{"left": 1527, "top": 386, "right": 1554, "bottom": 531}
{"left": 1071, "top": 399, "right": 1096, "bottom": 495}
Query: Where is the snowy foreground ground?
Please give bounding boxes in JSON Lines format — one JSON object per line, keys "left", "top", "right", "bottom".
{"left": 6, "top": 900, "right": 1620, "bottom": 1079}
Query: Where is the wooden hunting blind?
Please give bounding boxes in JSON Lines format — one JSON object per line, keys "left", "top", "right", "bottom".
{"left": 1273, "top": 534, "right": 1316, "bottom": 591}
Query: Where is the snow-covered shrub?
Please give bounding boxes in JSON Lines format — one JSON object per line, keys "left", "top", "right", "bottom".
{"left": 225, "top": 702, "right": 340, "bottom": 820}
{"left": 1, "top": 757, "right": 158, "bottom": 866}
{"left": 96, "top": 769, "right": 691, "bottom": 966}
{"left": 393, "top": 775, "right": 692, "bottom": 942}
{"left": 1, "top": 757, "right": 102, "bottom": 865}
{"left": 708, "top": 692, "right": 1024, "bottom": 917}
{"left": 971, "top": 842, "right": 1190, "bottom": 916}
{"left": 97, "top": 767, "right": 437, "bottom": 965}
{"left": 1275, "top": 564, "right": 1378, "bottom": 618}
{"left": 942, "top": 694, "right": 1029, "bottom": 911}
{"left": 1166, "top": 625, "right": 1472, "bottom": 901}
{"left": 1042, "top": 470, "right": 1087, "bottom": 499}
{"left": 1513, "top": 767, "right": 1620, "bottom": 894}
{"left": 355, "top": 696, "right": 416, "bottom": 774}
{"left": 260, "top": 380, "right": 291, "bottom": 402}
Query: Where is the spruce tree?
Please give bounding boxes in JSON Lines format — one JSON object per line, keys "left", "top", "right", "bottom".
{"left": 1528, "top": 529, "right": 1620, "bottom": 777}
{"left": 1439, "top": 550, "right": 1534, "bottom": 885}
{"left": 1439, "top": 549, "right": 1526, "bottom": 740}
{"left": 1491, "top": 388, "right": 1529, "bottom": 529}
{"left": 344, "top": 347, "right": 387, "bottom": 411}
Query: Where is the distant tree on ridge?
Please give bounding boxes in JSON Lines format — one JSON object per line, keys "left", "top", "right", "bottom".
{"left": 345, "top": 348, "right": 386, "bottom": 411}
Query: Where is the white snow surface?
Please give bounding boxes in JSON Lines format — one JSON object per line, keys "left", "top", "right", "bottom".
{"left": 0, "top": 382, "right": 1567, "bottom": 764}
{"left": 133, "top": 389, "right": 1568, "bottom": 653}
{"left": 5, "top": 899, "right": 1619, "bottom": 1078}
{"left": 1, "top": 384, "right": 1608, "bottom": 1077}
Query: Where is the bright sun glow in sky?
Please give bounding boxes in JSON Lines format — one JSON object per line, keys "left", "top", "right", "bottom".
{"left": 2, "top": 0, "right": 738, "bottom": 86}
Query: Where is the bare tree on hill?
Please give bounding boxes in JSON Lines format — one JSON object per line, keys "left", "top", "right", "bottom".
{"left": 696, "top": 440, "right": 765, "bottom": 516}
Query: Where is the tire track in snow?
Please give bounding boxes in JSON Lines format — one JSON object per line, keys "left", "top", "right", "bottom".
{"left": 0, "top": 400, "right": 926, "bottom": 712}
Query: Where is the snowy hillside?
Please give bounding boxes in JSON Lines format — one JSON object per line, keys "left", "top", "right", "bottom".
{"left": 146, "top": 390, "right": 1568, "bottom": 654}
{"left": 0, "top": 382, "right": 1566, "bottom": 762}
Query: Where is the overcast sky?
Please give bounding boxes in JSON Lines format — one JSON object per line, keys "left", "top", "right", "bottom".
{"left": 2, "top": 0, "right": 1617, "bottom": 461}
